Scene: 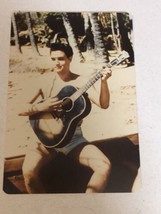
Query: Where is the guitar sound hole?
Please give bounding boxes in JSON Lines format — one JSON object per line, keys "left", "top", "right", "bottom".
{"left": 62, "top": 97, "right": 73, "bottom": 112}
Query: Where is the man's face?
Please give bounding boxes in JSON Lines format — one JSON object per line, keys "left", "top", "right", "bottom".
{"left": 50, "top": 50, "right": 71, "bottom": 74}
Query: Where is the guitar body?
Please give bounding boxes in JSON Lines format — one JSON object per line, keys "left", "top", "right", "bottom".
{"left": 29, "top": 85, "right": 91, "bottom": 148}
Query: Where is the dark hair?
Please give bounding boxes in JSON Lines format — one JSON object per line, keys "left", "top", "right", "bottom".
{"left": 50, "top": 43, "right": 73, "bottom": 58}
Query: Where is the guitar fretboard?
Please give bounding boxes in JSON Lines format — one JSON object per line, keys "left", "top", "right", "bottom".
{"left": 70, "top": 70, "right": 103, "bottom": 101}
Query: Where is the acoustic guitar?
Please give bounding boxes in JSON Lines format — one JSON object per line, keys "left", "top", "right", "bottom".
{"left": 29, "top": 51, "right": 129, "bottom": 148}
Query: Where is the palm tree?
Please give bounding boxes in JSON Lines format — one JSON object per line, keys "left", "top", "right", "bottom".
{"left": 11, "top": 13, "right": 22, "bottom": 53}
{"left": 110, "top": 13, "right": 121, "bottom": 52}
{"left": 62, "top": 13, "right": 85, "bottom": 62}
{"left": 82, "top": 12, "right": 95, "bottom": 54}
{"left": 88, "top": 13, "right": 109, "bottom": 67}
{"left": 25, "top": 12, "right": 40, "bottom": 55}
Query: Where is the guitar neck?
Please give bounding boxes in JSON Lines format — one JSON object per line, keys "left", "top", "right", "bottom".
{"left": 70, "top": 51, "right": 129, "bottom": 102}
{"left": 71, "top": 70, "right": 103, "bottom": 101}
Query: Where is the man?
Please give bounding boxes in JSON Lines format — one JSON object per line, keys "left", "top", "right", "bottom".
{"left": 18, "top": 43, "right": 112, "bottom": 193}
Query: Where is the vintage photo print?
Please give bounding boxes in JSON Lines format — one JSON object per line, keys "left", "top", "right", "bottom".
{"left": 3, "top": 11, "right": 141, "bottom": 194}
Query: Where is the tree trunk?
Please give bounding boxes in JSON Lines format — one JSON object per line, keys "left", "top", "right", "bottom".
{"left": 88, "top": 13, "right": 109, "bottom": 67}
{"left": 110, "top": 13, "right": 121, "bottom": 52}
{"left": 11, "top": 13, "right": 22, "bottom": 53}
{"left": 82, "top": 12, "right": 95, "bottom": 53}
{"left": 25, "top": 12, "right": 40, "bottom": 55}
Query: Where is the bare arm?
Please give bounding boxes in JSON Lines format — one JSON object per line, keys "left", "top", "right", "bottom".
{"left": 99, "top": 78, "right": 110, "bottom": 109}
{"left": 18, "top": 76, "right": 63, "bottom": 116}
{"left": 88, "top": 69, "right": 112, "bottom": 109}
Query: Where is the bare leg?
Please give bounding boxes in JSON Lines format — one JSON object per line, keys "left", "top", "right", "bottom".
{"left": 70, "top": 144, "right": 111, "bottom": 193}
{"left": 22, "top": 143, "right": 57, "bottom": 193}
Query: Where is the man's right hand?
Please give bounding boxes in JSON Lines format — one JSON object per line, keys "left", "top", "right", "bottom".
{"left": 37, "top": 97, "right": 63, "bottom": 112}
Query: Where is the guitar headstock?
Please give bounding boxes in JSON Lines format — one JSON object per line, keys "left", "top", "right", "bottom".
{"left": 109, "top": 51, "right": 130, "bottom": 67}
